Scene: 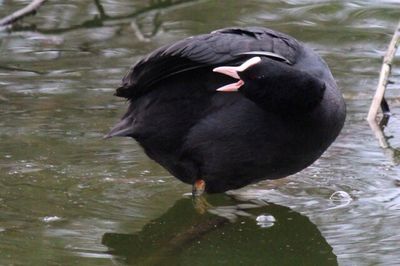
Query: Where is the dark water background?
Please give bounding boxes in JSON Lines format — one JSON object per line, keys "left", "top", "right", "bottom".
{"left": 1, "top": 0, "right": 400, "bottom": 265}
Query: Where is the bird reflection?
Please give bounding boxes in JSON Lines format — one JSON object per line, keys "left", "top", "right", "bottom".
{"left": 102, "top": 194, "right": 337, "bottom": 265}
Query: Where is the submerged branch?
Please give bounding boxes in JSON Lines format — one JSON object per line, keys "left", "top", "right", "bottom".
{"left": 0, "top": 0, "right": 47, "bottom": 27}
{"left": 0, "top": 95, "right": 9, "bottom": 101}
{"left": 369, "top": 118, "right": 389, "bottom": 148}
{"left": 93, "top": 0, "right": 108, "bottom": 19}
{"left": 8, "top": 0, "right": 199, "bottom": 35}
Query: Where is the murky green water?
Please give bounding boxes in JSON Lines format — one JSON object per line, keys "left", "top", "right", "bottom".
{"left": 1, "top": 0, "right": 400, "bottom": 265}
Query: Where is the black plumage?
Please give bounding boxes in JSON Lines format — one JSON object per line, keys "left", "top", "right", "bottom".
{"left": 107, "top": 27, "right": 346, "bottom": 193}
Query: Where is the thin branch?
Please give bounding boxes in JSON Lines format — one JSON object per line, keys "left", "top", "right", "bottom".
{"left": 8, "top": 0, "right": 200, "bottom": 35}
{"left": 369, "top": 118, "right": 389, "bottom": 148}
{"left": 93, "top": 0, "right": 108, "bottom": 19}
{"left": 0, "top": 95, "right": 9, "bottom": 101}
{"left": 130, "top": 21, "right": 151, "bottom": 42}
{"left": 367, "top": 21, "right": 400, "bottom": 123}
{"left": 0, "top": 0, "right": 47, "bottom": 27}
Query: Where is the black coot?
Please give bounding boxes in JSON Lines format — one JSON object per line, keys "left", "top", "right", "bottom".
{"left": 107, "top": 27, "right": 346, "bottom": 194}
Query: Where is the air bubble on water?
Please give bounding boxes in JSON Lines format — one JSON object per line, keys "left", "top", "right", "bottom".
{"left": 327, "top": 191, "right": 352, "bottom": 210}
{"left": 330, "top": 191, "right": 352, "bottom": 202}
{"left": 256, "top": 214, "right": 276, "bottom": 228}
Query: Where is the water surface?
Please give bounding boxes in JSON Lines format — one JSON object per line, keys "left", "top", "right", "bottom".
{"left": 1, "top": 0, "right": 400, "bottom": 265}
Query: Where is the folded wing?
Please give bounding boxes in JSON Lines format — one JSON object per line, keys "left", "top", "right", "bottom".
{"left": 115, "top": 27, "right": 301, "bottom": 100}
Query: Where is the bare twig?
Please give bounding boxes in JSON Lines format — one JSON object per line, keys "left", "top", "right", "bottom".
{"left": 93, "top": 0, "right": 108, "bottom": 19}
{"left": 0, "top": 0, "right": 47, "bottom": 27}
{"left": 369, "top": 118, "right": 389, "bottom": 148}
{"left": 130, "top": 21, "right": 151, "bottom": 42}
{"left": 8, "top": 0, "right": 199, "bottom": 35}
{"left": 0, "top": 95, "right": 9, "bottom": 101}
{"left": 367, "top": 21, "right": 400, "bottom": 123}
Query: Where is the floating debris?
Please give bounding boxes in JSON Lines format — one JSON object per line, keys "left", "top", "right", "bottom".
{"left": 42, "top": 216, "right": 63, "bottom": 223}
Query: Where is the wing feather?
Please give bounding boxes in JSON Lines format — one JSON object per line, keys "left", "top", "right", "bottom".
{"left": 116, "top": 27, "right": 301, "bottom": 99}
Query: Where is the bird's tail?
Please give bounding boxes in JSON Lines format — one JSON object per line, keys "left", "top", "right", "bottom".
{"left": 104, "top": 116, "right": 134, "bottom": 139}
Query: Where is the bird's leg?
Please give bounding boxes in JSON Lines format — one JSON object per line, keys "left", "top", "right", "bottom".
{"left": 192, "top": 179, "right": 205, "bottom": 197}
{"left": 192, "top": 179, "right": 212, "bottom": 214}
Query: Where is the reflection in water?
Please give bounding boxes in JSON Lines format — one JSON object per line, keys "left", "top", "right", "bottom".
{"left": 102, "top": 195, "right": 337, "bottom": 265}
{"left": 8, "top": 0, "right": 200, "bottom": 36}
{"left": 369, "top": 114, "right": 400, "bottom": 165}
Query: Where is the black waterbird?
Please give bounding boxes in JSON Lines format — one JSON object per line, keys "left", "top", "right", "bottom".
{"left": 107, "top": 27, "right": 346, "bottom": 195}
